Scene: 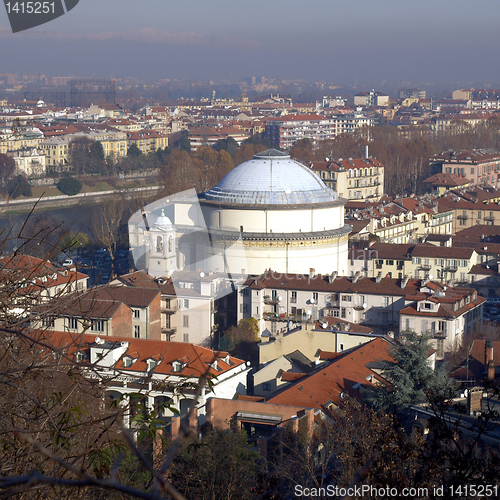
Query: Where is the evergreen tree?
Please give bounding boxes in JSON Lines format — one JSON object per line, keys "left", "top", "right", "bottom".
{"left": 366, "top": 334, "right": 456, "bottom": 415}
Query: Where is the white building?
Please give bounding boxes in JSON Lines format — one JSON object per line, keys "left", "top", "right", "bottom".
{"left": 52, "top": 333, "right": 249, "bottom": 428}
{"left": 400, "top": 283, "right": 485, "bottom": 358}
{"left": 129, "top": 149, "right": 351, "bottom": 278}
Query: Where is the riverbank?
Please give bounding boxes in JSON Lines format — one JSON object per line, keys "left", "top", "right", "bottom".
{"left": 0, "top": 185, "right": 161, "bottom": 213}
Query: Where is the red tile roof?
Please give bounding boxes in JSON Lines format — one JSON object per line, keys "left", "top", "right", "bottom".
{"left": 47, "top": 332, "right": 245, "bottom": 379}
{"left": 268, "top": 337, "right": 394, "bottom": 408}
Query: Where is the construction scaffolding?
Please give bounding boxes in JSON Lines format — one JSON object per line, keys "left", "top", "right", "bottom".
{"left": 69, "top": 79, "right": 116, "bottom": 107}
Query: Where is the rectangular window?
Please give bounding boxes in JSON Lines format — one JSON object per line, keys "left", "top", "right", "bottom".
{"left": 339, "top": 343, "right": 344, "bottom": 352}
{"left": 437, "top": 339, "right": 444, "bottom": 358}
{"left": 183, "top": 333, "right": 189, "bottom": 342}
{"left": 43, "top": 316, "right": 55, "bottom": 328}
{"left": 134, "top": 325, "right": 140, "bottom": 338}
{"left": 165, "top": 315, "right": 171, "bottom": 328}
{"left": 291, "top": 291, "right": 297, "bottom": 303}
{"left": 183, "top": 315, "right": 189, "bottom": 327}
{"left": 312, "top": 292, "right": 319, "bottom": 301}
{"left": 69, "top": 317, "right": 78, "bottom": 330}
{"left": 383, "top": 297, "right": 390, "bottom": 307}
{"left": 333, "top": 309, "right": 340, "bottom": 317}
{"left": 134, "top": 309, "right": 140, "bottom": 319}
{"left": 91, "top": 320, "right": 104, "bottom": 332}
{"left": 263, "top": 382, "right": 271, "bottom": 391}
{"left": 341, "top": 307, "right": 346, "bottom": 318}
{"left": 183, "top": 299, "right": 189, "bottom": 309}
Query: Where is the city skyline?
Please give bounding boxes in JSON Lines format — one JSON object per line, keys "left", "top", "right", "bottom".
{"left": 1, "top": 0, "right": 500, "bottom": 86}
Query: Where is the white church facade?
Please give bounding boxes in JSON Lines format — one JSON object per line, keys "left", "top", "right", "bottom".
{"left": 129, "top": 149, "right": 350, "bottom": 279}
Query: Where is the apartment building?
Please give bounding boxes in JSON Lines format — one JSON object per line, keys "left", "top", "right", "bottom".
{"left": 354, "top": 91, "right": 389, "bottom": 107}
{"left": 0, "top": 126, "right": 44, "bottom": 154}
{"left": 430, "top": 149, "right": 500, "bottom": 187}
{"left": 8, "top": 147, "right": 46, "bottom": 177}
{"left": 310, "top": 156, "right": 384, "bottom": 200}
{"left": 264, "top": 113, "right": 373, "bottom": 150}
{"left": 126, "top": 129, "right": 169, "bottom": 155}
{"left": 400, "top": 284, "right": 485, "bottom": 358}
{"left": 238, "top": 271, "right": 425, "bottom": 336}
{"left": 40, "top": 135, "right": 71, "bottom": 168}
{"left": 72, "top": 130, "right": 128, "bottom": 159}
{"left": 350, "top": 243, "right": 477, "bottom": 283}
{"left": 48, "top": 333, "right": 249, "bottom": 426}
{"left": 438, "top": 197, "right": 500, "bottom": 233}
{"left": 37, "top": 284, "right": 162, "bottom": 340}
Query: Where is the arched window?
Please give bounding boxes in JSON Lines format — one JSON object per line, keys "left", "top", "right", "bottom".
{"left": 168, "top": 235, "right": 173, "bottom": 253}
{"left": 156, "top": 236, "right": 163, "bottom": 253}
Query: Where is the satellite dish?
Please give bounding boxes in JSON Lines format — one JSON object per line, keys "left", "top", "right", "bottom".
{"left": 429, "top": 274, "right": 433, "bottom": 280}
{"left": 200, "top": 272, "right": 205, "bottom": 278}
{"left": 278, "top": 296, "right": 282, "bottom": 302}
{"left": 363, "top": 302, "right": 367, "bottom": 309}
{"left": 310, "top": 299, "right": 316, "bottom": 304}
{"left": 307, "top": 310, "right": 312, "bottom": 316}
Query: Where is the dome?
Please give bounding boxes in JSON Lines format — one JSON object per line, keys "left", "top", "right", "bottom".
{"left": 201, "top": 149, "right": 338, "bottom": 205}
{"left": 154, "top": 209, "right": 173, "bottom": 229}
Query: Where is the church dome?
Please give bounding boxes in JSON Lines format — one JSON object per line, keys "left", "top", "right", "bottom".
{"left": 154, "top": 209, "right": 173, "bottom": 229}
{"left": 201, "top": 149, "right": 338, "bottom": 205}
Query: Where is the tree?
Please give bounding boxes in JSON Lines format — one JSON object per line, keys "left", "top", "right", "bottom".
{"left": 0, "top": 153, "right": 16, "bottom": 190}
{"left": 178, "top": 133, "right": 191, "bottom": 153}
{"left": 232, "top": 143, "right": 267, "bottom": 166}
{"left": 168, "top": 430, "right": 259, "bottom": 500}
{"left": 220, "top": 317, "right": 259, "bottom": 362}
{"left": 366, "top": 334, "right": 456, "bottom": 415}
{"left": 7, "top": 174, "right": 31, "bottom": 198}
{"left": 212, "top": 137, "right": 239, "bottom": 157}
{"left": 56, "top": 176, "right": 82, "bottom": 196}
{"left": 90, "top": 196, "right": 127, "bottom": 260}
{"left": 70, "top": 137, "right": 105, "bottom": 176}
{"left": 127, "top": 143, "right": 142, "bottom": 157}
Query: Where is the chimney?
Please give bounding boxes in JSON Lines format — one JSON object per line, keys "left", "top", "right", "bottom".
{"left": 365, "top": 145, "right": 369, "bottom": 159}
{"left": 401, "top": 275, "right": 409, "bottom": 289}
{"left": 376, "top": 272, "right": 383, "bottom": 284}
{"left": 329, "top": 271, "right": 338, "bottom": 282}
{"left": 310, "top": 268, "right": 316, "bottom": 278}
{"left": 486, "top": 340, "right": 495, "bottom": 381}
{"left": 352, "top": 271, "right": 360, "bottom": 284}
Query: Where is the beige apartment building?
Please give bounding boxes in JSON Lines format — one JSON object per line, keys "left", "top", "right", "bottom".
{"left": 310, "top": 157, "right": 384, "bottom": 201}
{"left": 0, "top": 127, "right": 44, "bottom": 154}
{"left": 430, "top": 149, "right": 500, "bottom": 187}
{"left": 126, "top": 130, "right": 169, "bottom": 155}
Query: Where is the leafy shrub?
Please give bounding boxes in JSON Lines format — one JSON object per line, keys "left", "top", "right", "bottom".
{"left": 57, "top": 176, "right": 82, "bottom": 196}
{"left": 7, "top": 175, "right": 32, "bottom": 198}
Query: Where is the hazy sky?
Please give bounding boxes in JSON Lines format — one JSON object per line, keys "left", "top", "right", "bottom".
{"left": 1, "top": 0, "right": 499, "bottom": 85}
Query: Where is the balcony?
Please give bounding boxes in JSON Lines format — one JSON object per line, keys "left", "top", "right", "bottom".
{"left": 263, "top": 295, "right": 280, "bottom": 305}
{"left": 162, "top": 301, "right": 177, "bottom": 313}
{"left": 326, "top": 300, "right": 340, "bottom": 308}
{"left": 162, "top": 326, "right": 177, "bottom": 334}
{"left": 264, "top": 311, "right": 309, "bottom": 322}
{"left": 484, "top": 215, "right": 495, "bottom": 222}
{"left": 421, "top": 263, "right": 431, "bottom": 270}
{"left": 457, "top": 214, "right": 468, "bottom": 220}
{"left": 433, "top": 330, "right": 448, "bottom": 338}
{"left": 447, "top": 265, "right": 458, "bottom": 272}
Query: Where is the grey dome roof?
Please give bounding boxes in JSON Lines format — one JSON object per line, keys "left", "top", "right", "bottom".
{"left": 201, "top": 149, "right": 338, "bottom": 205}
